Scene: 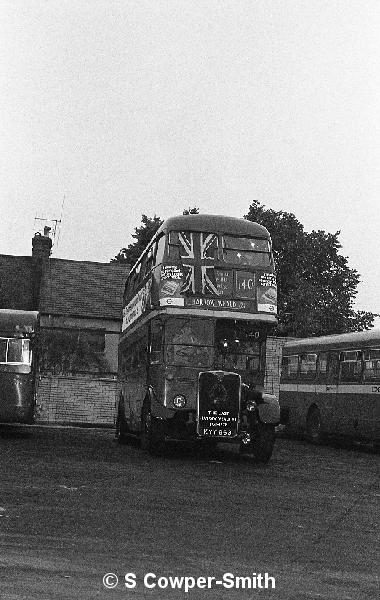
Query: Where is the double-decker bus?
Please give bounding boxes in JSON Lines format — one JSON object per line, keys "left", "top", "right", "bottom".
{"left": 279, "top": 330, "right": 380, "bottom": 445}
{"left": 116, "top": 214, "right": 280, "bottom": 462}
{"left": 0, "top": 309, "right": 38, "bottom": 424}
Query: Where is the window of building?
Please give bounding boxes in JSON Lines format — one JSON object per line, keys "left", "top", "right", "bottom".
{"left": 41, "top": 329, "right": 107, "bottom": 374}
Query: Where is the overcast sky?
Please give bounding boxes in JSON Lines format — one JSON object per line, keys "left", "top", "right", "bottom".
{"left": 0, "top": 0, "right": 379, "bottom": 313}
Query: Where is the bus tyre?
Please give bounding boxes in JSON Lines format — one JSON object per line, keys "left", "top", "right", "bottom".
{"left": 306, "top": 406, "right": 322, "bottom": 444}
{"left": 116, "top": 405, "right": 128, "bottom": 444}
{"left": 249, "top": 422, "right": 276, "bottom": 464}
{"left": 140, "top": 403, "right": 165, "bottom": 456}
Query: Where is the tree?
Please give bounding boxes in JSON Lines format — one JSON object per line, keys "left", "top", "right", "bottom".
{"left": 111, "top": 214, "right": 163, "bottom": 265}
{"left": 183, "top": 207, "right": 199, "bottom": 215}
{"left": 245, "top": 200, "right": 375, "bottom": 336}
{"left": 111, "top": 208, "right": 200, "bottom": 265}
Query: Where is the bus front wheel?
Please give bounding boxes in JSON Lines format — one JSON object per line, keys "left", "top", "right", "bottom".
{"left": 306, "top": 406, "right": 322, "bottom": 444}
{"left": 140, "top": 403, "right": 165, "bottom": 456}
{"left": 249, "top": 422, "right": 276, "bottom": 464}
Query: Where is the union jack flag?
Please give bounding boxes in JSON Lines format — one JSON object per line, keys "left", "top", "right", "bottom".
{"left": 178, "top": 232, "right": 219, "bottom": 295}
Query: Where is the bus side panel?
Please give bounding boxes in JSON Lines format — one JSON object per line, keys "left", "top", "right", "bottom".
{"left": 0, "top": 370, "right": 35, "bottom": 424}
{"left": 280, "top": 384, "right": 332, "bottom": 434}
{"left": 332, "top": 385, "right": 357, "bottom": 437}
{"left": 298, "top": 383, "right": 317, "bottom": 431}
{"left": 279, "top": 383, "right": 303, "bottom": 432}
{"left": 122, "top": 370, "right": 146, "bottom": 432}
{"left": 333, "top": 385, "right": 380, "bottom": 441}
{"left": 302, "top": 386, "right": 337, "bottom": 435}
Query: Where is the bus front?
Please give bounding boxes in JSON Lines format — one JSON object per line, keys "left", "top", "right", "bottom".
{"left": 146, "top": 215, "right": 280, "bottom": 461}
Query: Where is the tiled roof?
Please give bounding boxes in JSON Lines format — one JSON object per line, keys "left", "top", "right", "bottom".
{"left": 0, "top": 255, "right": 34, "bottom": 310}
{"left": 39, "top": 259, "right": 128, "bottom": 320}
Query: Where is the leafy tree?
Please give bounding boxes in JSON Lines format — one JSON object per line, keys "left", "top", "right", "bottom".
{"left": 245, "top": 200, "right": 375, "bottom": 336}
{"left": 183, "top": 207, "right": 199, "bottom": 215}
{"left": 111, "top": 214, "right": 163, "bottom": 265}
{"left": 111, "top": 209, "right": 200, "bottom": 265}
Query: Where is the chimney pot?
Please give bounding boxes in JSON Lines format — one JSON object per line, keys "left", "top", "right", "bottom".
{"left": 32, "top": 231, "right": 52, "bottom": 260}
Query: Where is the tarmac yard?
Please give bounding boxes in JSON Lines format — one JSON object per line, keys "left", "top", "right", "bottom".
{"left": 0, "top": 426, "right": 378, "bottom": 600}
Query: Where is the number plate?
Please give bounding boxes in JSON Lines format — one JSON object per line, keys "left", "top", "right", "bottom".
{"left": 197, "top": 371, "right": 240, "bottom": 438}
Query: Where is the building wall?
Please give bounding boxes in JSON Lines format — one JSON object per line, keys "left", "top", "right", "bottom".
{"left": 35, "top": 314, "right": 121, "bottom": 425}
{"left": 264, "top": 337, "right": 287, "bottom": 398}
{"left": 35, "top": 375, "right": 119, "bottom": 425}
{"left": 0, "top": 242, "right": 129, "bottom": 426}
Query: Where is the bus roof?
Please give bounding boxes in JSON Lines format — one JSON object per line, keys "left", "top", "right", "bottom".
{"left": 156, "top": 214, "right": 270, "bottom": 238}
{"left": 0, "top": 310, "right": 39, "bottom": 336}
{"left": 282, "top": 329, "right": 380, "bottom": 354}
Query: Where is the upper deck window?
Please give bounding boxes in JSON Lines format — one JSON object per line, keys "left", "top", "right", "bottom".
{"left": 168, "top": 231, "right": 218, "bottom": 261}
{"left": 167, "top": 231, "right": 271, "bottom": 267}
{"left": 222, "top": 236, "right": 271, "bottom": 267}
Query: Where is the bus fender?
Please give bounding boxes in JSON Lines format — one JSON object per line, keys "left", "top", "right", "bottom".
{"left": 145, "top": 387, "right": 164, "bottom": 418}
{"left": 257, "top": 393, "right": 280, "bottom": 424}
{"left": 147, "top": 387, "right": 180, "bottom": 421}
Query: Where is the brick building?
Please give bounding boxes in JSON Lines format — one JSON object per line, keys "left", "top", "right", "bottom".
{"left": 0, "top": 230, "right": 128, "bottom": 425}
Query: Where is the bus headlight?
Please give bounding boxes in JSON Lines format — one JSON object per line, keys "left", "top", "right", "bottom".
{"left": 173, "top": 395, "right": 187, "bottom": 408}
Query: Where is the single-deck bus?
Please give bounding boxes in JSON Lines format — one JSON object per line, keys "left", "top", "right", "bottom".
{"left": 0, "top": 309, "right": 38, "bottom": 424}
{"left": 117, "top": 214, "right": 280, "bottom": 462}
{"left": 280, "top": 330, "right": 380, "bottom": 445}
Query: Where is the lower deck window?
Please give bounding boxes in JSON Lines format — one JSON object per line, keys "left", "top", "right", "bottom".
{"left": 363, "top": 348, "right": 380, "bottom": 381}
{"left": 340, "top": 350, "right": 362, "bottom": 382}
{"left": 0, "top": 337, "right": 31, "bottom": 365}
{"left": 299, "top": 354, "right": 317, "bottom": 379}
{"left": 214, "top": 319, "right": 264, "bottom": 374}
{"left": 281, "top": 355, "right": 299, "bottom": 380}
